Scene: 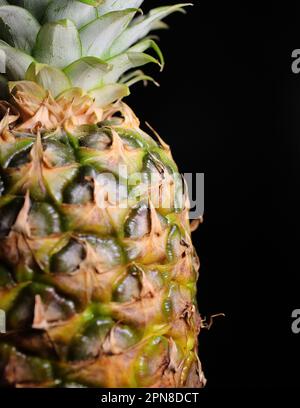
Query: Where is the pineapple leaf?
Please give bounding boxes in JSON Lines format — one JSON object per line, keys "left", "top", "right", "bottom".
{"left": 44, "top": 0, "right": 98, "bottom": 29}
{"left": 79, "top": 9, "right": 137, "bottom": 59}
{"left": 0, "top": 5, "right": 40, "bottom": 53}
{"left": 108, "top": 3, "right": 192, "bottom": 58}
{"left": 128, "top": 38, "right": 164, "bottom": 68}
{"left": 64, "top": 56, "right": 111, "bottom": 91}
{"left": 25, "top": 62, "right": 71, "bottom": 97}
{"left": 103, "top": 51, "right": 161, "bottom": 84}
{"left": 151, "top": 20, "right": 169, "bottom": 31}
{"left": 97, "top": 0, "right": 143, "bottom": 16}
{"left": 64, "top": 39, "right": 163, "bottom": 91}
{"left": 0, "top": 40, "right": 34, "bottom": 80}
{"left": 33, "top": 19, "right": 82, "bottom": 69}
{"left": 124, "top": 72, "right": 159, "bottom": 88}
{"left": 88, "top": 83, "right": 129, "bottom": 107}
{"left": 9, "top": 1, "right": 52, "bottom": 20}
{"left": 79, "top": 0, "right": 103, "bottom": 5}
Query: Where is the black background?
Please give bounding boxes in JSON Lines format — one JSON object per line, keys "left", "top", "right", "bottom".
{"left": 128, "top": 1, "right": 300, "bottom": 388}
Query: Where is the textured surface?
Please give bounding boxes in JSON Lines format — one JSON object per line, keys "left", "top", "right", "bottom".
{"left": 0, "top": 101, "right": 205, "bottom": 388}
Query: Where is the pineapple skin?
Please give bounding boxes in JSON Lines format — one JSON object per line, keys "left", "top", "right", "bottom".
{"left": 0, "top": 101, "right": 205, "bottom": 388}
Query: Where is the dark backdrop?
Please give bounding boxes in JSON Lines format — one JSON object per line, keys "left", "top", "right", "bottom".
{"left": 128, "top": 1, "right": 300, "bottom": 388}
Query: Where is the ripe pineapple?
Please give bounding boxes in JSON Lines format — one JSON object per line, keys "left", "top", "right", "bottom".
{"left": 0, "top": 0, "right": 206, "bottom": 388}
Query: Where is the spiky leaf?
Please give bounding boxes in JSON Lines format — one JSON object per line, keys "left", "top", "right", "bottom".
{"left": 8, "top": 1, "right": 52, "bottom": 20}
{"left": 102, "top": 38, "right": 164, "bottom": 84}
{"left": 0, "top": 40, "right": 34, "bottom": 80}
{"left": 108, "top": 4, "right": 190, "bottom": 58}
{"left": 64, "top": 57, "right": 110, "bottom": 90}
{"left": 104, "top": 52, "right": 161, "bottom": 84}
{"left": 26, "top": 62, "right": 71, "bottom": 97}
{"left": 44, "top": 0, "right": 98, "bottom": 29}
{"left": 79, "top": 0, "right": 103, "bottom": 5}
{"left": 97, "top": 0, "right": 143, "bottom": 16}
{"left": 79, "top": 9, "right": 137, "bottom": 59}
{"left": 0, "top": 5, "right": 40, "bottom": 53}
{"left": 89, "top": 83, "right": 129, "bottom": 107}
{"left": 33, "top": 19, "right": 82, "bottom": 69}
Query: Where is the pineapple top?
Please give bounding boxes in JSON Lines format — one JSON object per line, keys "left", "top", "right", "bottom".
{"left": 0, "top": 1, "right": 189, "bottom": 108}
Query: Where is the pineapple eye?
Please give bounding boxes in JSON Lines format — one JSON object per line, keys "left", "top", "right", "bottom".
{"left": 166, "top": 225, "right": 183, "bottom": 262}
{"left": 108, "top": 324, "right": 139, "bottom": 351}
{"left": 0, "top": 197, "right": 23, "bottom": 237}
{"left": 43, "top": 139, "right": 75, "bottom": 167}
{"left": 37, "top": 287, "right": 75, "bottom": 323}
{"left": 87, "top": 236, "right": 124, "bottom": 267}
{"left": 28, "top": 202, "right": 61, "bottom": 237}
{"left": 68, "top": 317, "right": 113, "bottom": 361}
{"left": 143, "top": 153, "right": 165, "bottom": 177}
{"left": 63, "top": 181, "right": 93, "bottom": 204}
{"left": 50, "top": 239, "right": 86, "bottom": 274}
{"left": 7, "top": 147, "right": 31, "bottom": 168}
{"left": 80, "top": 165, "right": 98, "bottom": 178}
{"left": 124, "top": 202, "right": 150, "bottom": 239}
{"left": 135, "top": 336, "right": 170, "bottom": 387}
{"left": 115, "top": 128, "right": 147, "bottom": 149}
{"left": 7, "top": 288, "right": 35, "bottom": 330}
{"left": 79, "top": 130, "right": 112, "bottom": 150}
{"left": 121, "top": 136, "right": 143, "bottom": 150}
{"left": 113, "top": 273, "right": 140, "bottom": 303}
{"left": 63, "top": 166, "right": 97, "bottom": 204}
{"left": 98, "top": 118, "right": 123, "bottom": 127}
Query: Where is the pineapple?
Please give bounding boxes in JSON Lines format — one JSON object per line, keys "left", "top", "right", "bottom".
{"left": 0, "top": 0, "right": 206, "bottom": 388}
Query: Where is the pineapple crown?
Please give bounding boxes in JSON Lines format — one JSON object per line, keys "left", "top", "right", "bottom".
{"left": 0, "top": 0, "right": 190, "bottom": 110}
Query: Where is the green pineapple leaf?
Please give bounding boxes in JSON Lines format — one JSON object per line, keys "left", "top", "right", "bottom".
{"left": 0, "top": 5, "right": 40, "bottom": 53}
{"left": 44, "top": 0, "right": 98, "bottom": 29}
{"left": 0, "top": 40, "right": 34, "bottom": 80}
{"left": 33, "top": 19, "right": 82, "bottom": 69}
{"left": 103, "top": 52, "right": 161, "bottom": 85}
{"left": 97, "top": 0, "right": 143, "bottom": 16}
{"left": 26, "top": 62, "right": 71, "bottom": 97}
{"left": 123, "top": 72, "right": 159, "bottom": 88}
{"left": 9, "top": 1, "right": 52, "bottom": 20}
{"left": 108, "top": 3, "right": 192, "bottom": 58}
{"left": 88, "top": 83, "right": 129, "bottom": 107}
{"left": 151, "top": 20, "right": 169, "bottom": 31}
{"left": 79, "top": 0, "right": 104, "bottom": 5}
{"left": 64, "top": 56, "right": 111, "bottom": 91}
{"left": 79, "top": 9, "right": 137, "bottom": 59}
{"left": 64, "top": 37, "right": 163, "bottom": 91}
{"left": 127, "top": 38, "right": 164, "bottom": 68}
